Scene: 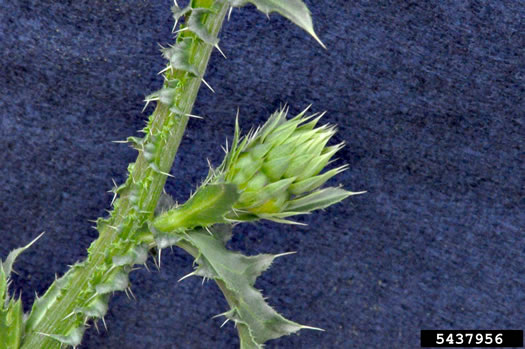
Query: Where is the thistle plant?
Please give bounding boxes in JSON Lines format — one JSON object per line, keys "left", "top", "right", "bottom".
{"left": 2, "top": 1, "right": 363, "bottom": 348}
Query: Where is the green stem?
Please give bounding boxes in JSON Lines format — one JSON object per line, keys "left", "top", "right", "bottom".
{"left": 21, "top": 1, "right": 230, "bottom": 348}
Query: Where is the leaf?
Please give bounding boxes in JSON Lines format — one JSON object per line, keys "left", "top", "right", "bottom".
{"left": 161, "top": 37, "right": 200, "bottom": 76}
{"left": 188, "top": 8, "right": 219, "bottom": 46}
{"left": 0, "top": 232, "right": 44, "bottom": 349}
{"left": 179, "top": 228, "right": 320, "bottom": 346}
{"left": 228, "top": 0, "right": 325, "bottom": 48}
{"left": 1, "top": 232, "right": 45, "bottom": 277}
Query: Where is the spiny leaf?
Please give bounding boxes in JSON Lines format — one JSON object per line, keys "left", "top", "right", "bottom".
{"left": 171, "top": 3, "right": 191, "bottom": 25}
{"left": 228, "top": 0, "right": 325, "bottom": 48}
{"left": 180, "top": 228, "right": 320, "bottom": 346}
{"left": 0, "top": 233, "right": 44, "bottom": 349}
{"left": 2, "top": 232, "right": 44, "bottom": 277}
{"left": 161, "top": 37, "right": 199, "bottom": 76}
{"left": 188, "top": 8, "right": 220, "bottom": 46}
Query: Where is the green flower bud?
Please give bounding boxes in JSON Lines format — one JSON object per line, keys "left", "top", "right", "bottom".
{"left": 214, "top": 106, "right": 364, "bottom": 223}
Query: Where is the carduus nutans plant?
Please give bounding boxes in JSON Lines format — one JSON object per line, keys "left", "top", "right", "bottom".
{"left": 1, "top": 0, "right": 363, "bottom": 347}
{"left": 153, "top": 106, "right": 365, "bottom": 232}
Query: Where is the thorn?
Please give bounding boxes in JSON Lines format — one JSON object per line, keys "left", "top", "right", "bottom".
{"left": 185, "top": 113, "right": 203, "bottom": 119}
{"left": 151, "top": 253, "right": 160, "bottom": 270}
{"left": 214, "top": 43, "right": 227, "bottom": 58}
{"left": 206, "top": 158, "right": 216, "bottom": 175}
{"left": 124, "top": 287, "right": 131, "bottom": 300}
{"left": 63, "top": 311, "right": 76, "bottom": 320}
{"left": 144, "top": 262, "right": 151, "bottom": 272}
{"left": 142, "top": 99, "right": 155, "bottom": 113}
{"left": 158, "top": 65, "right": 172, "bottom": 75}
{"left": 111, "top": 140, "right": 128, "bottom": 144}
{"left": 173, "top": 0, "right": 178, "bottom": 7}
{"left": 36, "top": 332, "right": 52, "bottom": 339}
{"left": 317, "top": 110, "right": 327, "bottom": 120}
{"left": 85, "top": 293, "right": 98, "bottom": 304}
{"left": 110, "top": 179, "right": 118, "bottom": 206}
{"left": 127, "top": 287, "right": 137, "bottom": 301}
{"left": 220, "top": 318, "right": 230, "bottom": 328}
{"left": 314, "top": 35, "right": 327, "bottom": 50}
{"left": 102, "top": 316, "right": 108, "bottom": 331}
{"left": 149, "top": 164, "right": 175, "bottom": 177}
{"left": 230, "top": 207, "right": 241, "bottom": 218}
{"left": 212, "top": 311, "right": 229, "bottom": 319}
{"left": 296, "top": 104, "right": 313, "bottom": 118}
{"left": 158, "top": 248, "right": 162, "bottom": 269}
{"left": 274, "top": 251, "right": 297, "bottom": 259}
{"left": 27, "top": 231, "right": 45, "bottom": 249}
{"left": 228, "top": 6, "right": 233, "bottom": 21}
{"left": 201, "top": 78, "right": 215, "bottom": 93}
{"left": 301, "top": 325, "right": 325, "bottom": 332}
{"left": 174, "top": 26, "right": 189, "bottom": 34}
{"left": 178, "top": 271, "right": 196, "bottom": 282}
{"left": 94, "top": 320, "right": 100, "bottom": 334}
{"left": 205, "top": 226, "right": 212, "bottom": 235}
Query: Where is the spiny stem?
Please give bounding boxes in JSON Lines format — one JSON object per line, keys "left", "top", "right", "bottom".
{"left": 20, "top": 1, "right": 230, "bottom": 348}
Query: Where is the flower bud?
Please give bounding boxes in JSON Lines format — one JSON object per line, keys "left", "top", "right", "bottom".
{"left": 215, "top": 106, "right": 363, "bottom": 223}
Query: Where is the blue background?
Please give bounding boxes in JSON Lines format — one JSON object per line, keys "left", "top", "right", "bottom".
{"left": 1, "top": 0, "right": 524, "bottom": 348}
